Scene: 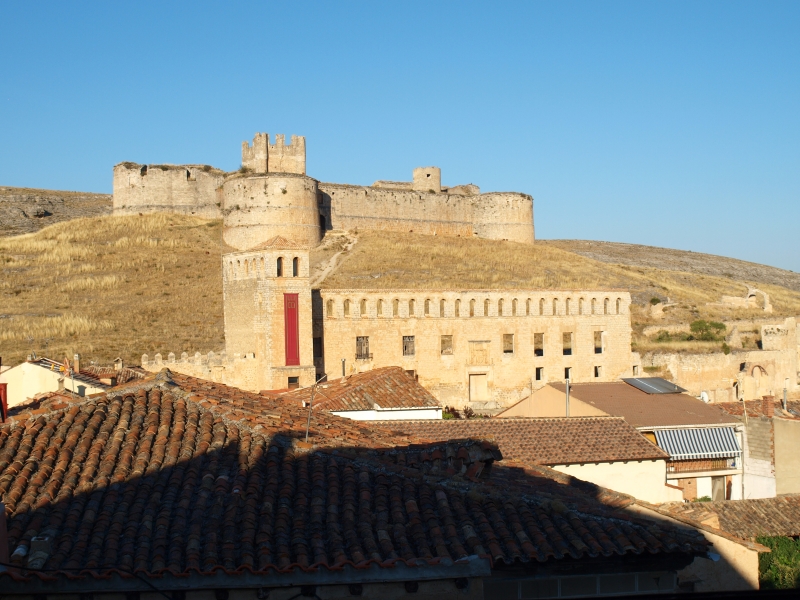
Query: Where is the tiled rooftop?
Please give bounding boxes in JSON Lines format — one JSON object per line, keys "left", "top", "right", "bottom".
{"left": 716, "top": 399, "right": 800, "bottom": 421}
{"left": 0, "top": 370, "right": 709, "bottom": 584}
{"left": 550, "top": 382, "right": 737, "bottom": 428}
{"left": 246, "top": 235, "right": 307, "bottom": 251}
{"left": 283, "top": 367, "right": 440, "bottom": 412}
{"left": 376, "top": 417, "right": 669, "bottom": 465}
{"left": 659, "top": 495, "right": 800, "bottom": 539}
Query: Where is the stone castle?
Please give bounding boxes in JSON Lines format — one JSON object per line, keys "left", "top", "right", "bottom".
{"left": 128, "top": 133, "right": 639, "bottom": 408}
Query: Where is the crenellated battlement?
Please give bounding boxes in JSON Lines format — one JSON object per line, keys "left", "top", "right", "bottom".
{"left": 241, "top": 133, "right": 306, "bottom": 175}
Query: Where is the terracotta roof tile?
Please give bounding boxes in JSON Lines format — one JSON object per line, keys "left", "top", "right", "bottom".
{"left": 717, "top": 399, "right": 800, "bottom": 421}
{"left": 283, "top": 367, "right": 440, "bottom": 412}
{"left": 0, "top": 369, "right": 708, "bottom": 584}
{"left": 374, "top": 417, "right": 668, "bottom": 465}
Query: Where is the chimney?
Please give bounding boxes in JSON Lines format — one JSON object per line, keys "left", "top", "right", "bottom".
{"left": 762, "top": 395, "right": 775, "bottom": 419}
{"left": 114, "top": 357, "right": 123, "bottom": 372}
{"left": 0, "top": 501, "right": 9, "bottom": 564}
{"left": 73, "top": 353, "right": 81, "bottom": 374}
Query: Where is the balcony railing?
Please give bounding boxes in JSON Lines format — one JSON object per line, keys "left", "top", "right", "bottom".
{"left": 666, "top": 458, "right": 737, "bottom": 474}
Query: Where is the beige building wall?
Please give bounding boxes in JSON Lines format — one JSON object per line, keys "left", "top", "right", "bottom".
{"left": 317, "top": 289, "right": 634, "bottom": 408}
{"left": 774, "top": 418, "right": 800, "bottom": 495}
{"left": 551, "top": 460, "right": 683, "bottom": 504}
{"left": 112, "top": 163, "right": 224, "bottom": 218}
{"left": 498, "top": 384, "right": 608, "bottom": 417}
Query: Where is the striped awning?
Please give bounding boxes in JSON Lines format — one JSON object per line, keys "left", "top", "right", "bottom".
{"left": 654, "top": 427, "right": 741, "bottom": 460}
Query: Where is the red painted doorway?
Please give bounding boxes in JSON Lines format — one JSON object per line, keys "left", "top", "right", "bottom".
{"left": 284, "top": 293, "right": 300, "bottom": 366}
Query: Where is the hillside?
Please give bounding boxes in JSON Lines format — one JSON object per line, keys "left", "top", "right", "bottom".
{"left": 0, "top": 186, "right": 112, "bottom": 236}
{"left": 2, "top": 214, "right": 799, "bottom": 367}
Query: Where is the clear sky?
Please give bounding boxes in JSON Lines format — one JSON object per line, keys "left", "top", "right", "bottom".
{"left": 1, "top": 2, "right": 798, "bottom": 271}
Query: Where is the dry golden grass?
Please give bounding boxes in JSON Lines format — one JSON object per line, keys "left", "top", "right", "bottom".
{"left": 0, "top": 214, "right": 225, "bottom": 366}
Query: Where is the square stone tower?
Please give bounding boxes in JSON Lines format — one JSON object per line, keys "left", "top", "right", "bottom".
{"left": 241, "top": 133, "right": 306, "bottom": 175}
{"left": 222, "top": 236, "right": 315, "bottom": 391}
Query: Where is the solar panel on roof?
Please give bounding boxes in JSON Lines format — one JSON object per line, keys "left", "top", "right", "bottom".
{"left": 622, "top": 377, "right": 687, "bottom": 394}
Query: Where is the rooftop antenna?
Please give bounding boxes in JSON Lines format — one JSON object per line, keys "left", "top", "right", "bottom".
{"left": 304, "top": 373, "right": 329, "bottom": 443}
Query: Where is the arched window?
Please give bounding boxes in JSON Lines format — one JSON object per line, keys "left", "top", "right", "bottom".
{"left": 377, "top": 299, "right": 384, "bottom": 317}
{"left": 552, "top": 298, "right": 558, "bottom": 316}
{"left": 292, "top": 257, "right": 299, "bottom": 277}
{"left": 260, "top": 257, "right": 265, "bottom": 272}
{"left": 484, "top": 299, "right": 490, "bottom": 316}
{"left": 455, "top": 299, "right": 461, "bottom": 317}
{"left": 440, "top": 299, "right": 445, "bottom": 317}
{"left": 360, "top": 299, "right": 367, "bottom": 316}
{"left": 512, "top": 299, "right": 517, "bottom": 316}
{"left": 565, "top": 298, "right": 571, "bottom": 315}
{"left": 539, "top": 298, "right": 544, "bottom": 316}
{"left": 604, "top": 298, "right": 609, "bottom": 315}
{"left": 579, "top": 298, "right": 584, "bottom": 315}
{"left": 591, "top": 298, "right": 596, "bottom": 315}
{"left": 276, "top": 257, "right": 283, "bottom": 277}
{"left": 470, "top": 299, "right": 475, "bottom": 317}
{"left": 616, "top": 298, "right": 621, "bottom": 314}
{"left": 326, "top": 299, "right": 334, "bottom": 317}
{"left": 344, "top": 299, "right": 350, "bottom": 317}
{"left": 424, "top": 299, "right": 431, "bottom": 316}
{"left": 526, "top": 299, "right": 531, "bottom": 316}
{"left": 409, "top": 299, "right": 415, "bottom": 316}
{"left": 498, "top": 298, "right": 504, "bottom": 316}
{"left": 393, "top": 299, "right": 399, "bottom": 317}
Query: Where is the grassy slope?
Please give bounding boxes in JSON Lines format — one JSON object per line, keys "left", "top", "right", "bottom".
{"left": 2, "top": 220, "right": 798, "bottom": 366}
{"left": 0, "top": 214, "right": 225, "bottom": 366}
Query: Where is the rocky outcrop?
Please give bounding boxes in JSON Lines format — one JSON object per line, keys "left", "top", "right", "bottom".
{"left": 0, "top": 186, "right": 112, "bottom": 236}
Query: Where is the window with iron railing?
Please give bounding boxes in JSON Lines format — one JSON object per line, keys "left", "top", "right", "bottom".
{"left": 403, "top": 335, "right": 415, "bottom": 357}
{"left": 356, "top": 336, "right": 371, "bottom": 360}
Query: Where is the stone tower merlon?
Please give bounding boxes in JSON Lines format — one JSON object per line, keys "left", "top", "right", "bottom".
{"left": 412, "top": 167, "right": 442, "bottom": 193}
{"left": 241, "top": 133, "right": 306, "bottom": 175}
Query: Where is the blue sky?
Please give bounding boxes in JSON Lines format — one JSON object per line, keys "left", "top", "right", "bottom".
{"left": 1, "top": 2, "right": 798, "bottom": 270}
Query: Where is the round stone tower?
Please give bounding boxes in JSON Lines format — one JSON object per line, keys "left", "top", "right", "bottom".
{"left": 222, "top": 133, "right": 322, "bottom": 251}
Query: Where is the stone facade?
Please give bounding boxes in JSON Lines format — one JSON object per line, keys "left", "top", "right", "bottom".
{"left": 112, "top": 132, "right": 535, "bottom": 245}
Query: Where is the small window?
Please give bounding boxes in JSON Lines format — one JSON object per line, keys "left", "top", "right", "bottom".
{"left": 565, "top": 367, "right": 572, "bottom": 380}
{"left": 292, "top": 257, "right": 299, "bottom": 277}
{"left": 565, "top": 298, "right": 571, "bottom": 315}
{"left": 539, "top": 298, "right": 544, "bottom": 316}
{"left": 562, "top": 332, "right": 573, "bottom": 356}
{"left": 579, "top": 298, "right": 584, "bottom": 315}
{"left": 470, "top": 299, "right": 475, "bottom": 317}
{"left": 288, "top": 376, "right": 300, "bottom": 390}
{"left": 393, "top": 299, "right": 399, "bottom": 317}
{"left": 534, "top": 333, "right": 544, "bottom": 357}
{"left": 455, "top": 299, "right": 461, "bottom": 317}
{"left": 535, "top": 367, "right": 543, "bottom": 381}
{"left": 360, "top": 299, "right": 367, "bottom": 317}
{"left": 512, "top": 298, "right": 517, "bottom": 316}
{"left": 552, "top": 298, "right": 558, "bottom": 315}
{"left": 595, "top": 331, "right": 605, "bottom": 354}
{"left": 140, "top": 165, "right": 148, "bottom": 176}
{"left": 424, "top": 299, "right": 431, "bottom": 316}
{"left": 343, "top": 299, "right": 350, "bottom": 317}
{"left": 313, "top": 337, "right": 323, "bottom": 359}
{"left": 440, "top": 299, "right": 445, "bottom": 317}
{"left": 526, "top": 299, "right": 531, "bottom": 316}
{"left": 503, "top": 334, "right": 514, "bottom": 354}
{"left": 591, "top": 298, "right": 597, "bottom": 314}
{"left": 604, "top": 298, "right": 609, "bottom": 315}
{"left": 377, "top": 299, "right": 384, "bottom": 316}
{"left": 616, "top": 298, "right": 621, "bottom": 314}
{"left": 633, "top": 365, "right": 639, "bottom": 376}
{"left": 594, "top": 366, "right": 602, "bottom": 378}
{"left": 403, "top": 335, "right": 415, "bottom": 356}
{"left": 484, "top": 299, "right": 490, "bottom": 316}
{"left": 356, "top": 336, "right": 370, "bottom": 360}
{"left": 498, "top": 298, "right": 504, "bottom": 316}
{"left": 276, "top": 257, "right": 283, "bottom": 277}
{"left": 409, "top": 299, "right": 415, "bottom": 316}
{"left": 260, "top": 256, "right": 265, "bottom": 272}
{"left": 326, "top": 299, "right": 334, "bottom": 317}
{"left": 440, "top": 335, "right": 453, "bottom": 355}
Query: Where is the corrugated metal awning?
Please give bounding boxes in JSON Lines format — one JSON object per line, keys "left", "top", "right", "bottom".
{"left": 655, "top": 427, "right": 741, "bottom": 460}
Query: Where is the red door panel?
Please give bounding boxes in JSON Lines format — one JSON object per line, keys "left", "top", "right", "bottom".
{"left": 284, "top": 293, "right": 300, "bottom": 366}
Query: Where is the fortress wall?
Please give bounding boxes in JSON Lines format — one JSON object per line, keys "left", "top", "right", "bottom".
{"left": 319, "top": 183, "right": 534, "bottom": 243}
{"left": 113, "top": 163, "right": 224, "bottom": 218}
{"left": 222, "top": 174, "right": 321, "bottom": 250}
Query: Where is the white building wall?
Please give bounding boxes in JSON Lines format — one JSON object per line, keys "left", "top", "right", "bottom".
{"left": 0, "top": 363, "right": 105, "bottom": 407}
{"left": 551, "top": 460, "right": 683, "bottom": 504}
{"left": 330, "top": 407, "right": 442, "bottom": 421}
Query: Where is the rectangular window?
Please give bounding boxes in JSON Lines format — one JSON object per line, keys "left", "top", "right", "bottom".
{"left": 356, "top": 336, "right": 370, "bottom": 360}
{"left": 565, "top": 367, "right": 572, "bottom": 380}
{"left": 440, "top": 335, "right": 453, "bottom": 355}
{"left": 313, "top": 337, "right": 323, "bottom": 359}
{"left": 287, "top": 376, "right": 299, "bottom": 390}
{"left": 534, "top": 333, "right": 544, "bottom": 357}
{"left": 503, "top": 333, "right": 514, "bottom": 354}
{"left": 594, "top": 331, "right": 604, "bottom": 354}
{"left": 594, "top": 366, "right": 602, "bottom": 378}
{"left": 535, "top": 367, "right": 543, "bottom": 381}
{"left": 562, "top": 332, "right": 573, "bottom": 356}
{"left": 403, "top": 335, "right": 415, "bottom": 356}
{"left": 405, "top": 369, "right": 418, "bottom": 381}
{"left": 633, "top": 365, "right": 639, "bottom": 376}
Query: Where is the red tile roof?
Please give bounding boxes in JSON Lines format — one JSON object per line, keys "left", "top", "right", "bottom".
{"left": 283, "top": 367, "right": 440, "bottom": 412}
{"left": 247, "top": 235, "right": 307, "bottom": 251}
{"left": 716, "top": 399, "right": 800, "bottom": 421}
{"left": 658, "top": 495, "right": 800, "bottom": 539}
{"left": 550, "top": 382, "right": 737, "bottom": 428}
{"left": 374, "top": 417, "right": 668, "bottom": 465}
{"left": 0, "top": 370, "right": 709, "bottom": 586}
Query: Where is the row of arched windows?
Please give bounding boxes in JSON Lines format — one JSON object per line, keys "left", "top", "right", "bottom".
{"left": 227, "top": 255, "right": 301, "bottom": 279}
{"left": 326, "top": 296, "right": 625, "bottom": 318}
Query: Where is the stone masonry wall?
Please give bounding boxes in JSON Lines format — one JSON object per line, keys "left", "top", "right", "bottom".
{"left": 317, "top": 289, "right": 633, "bottom": 408}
